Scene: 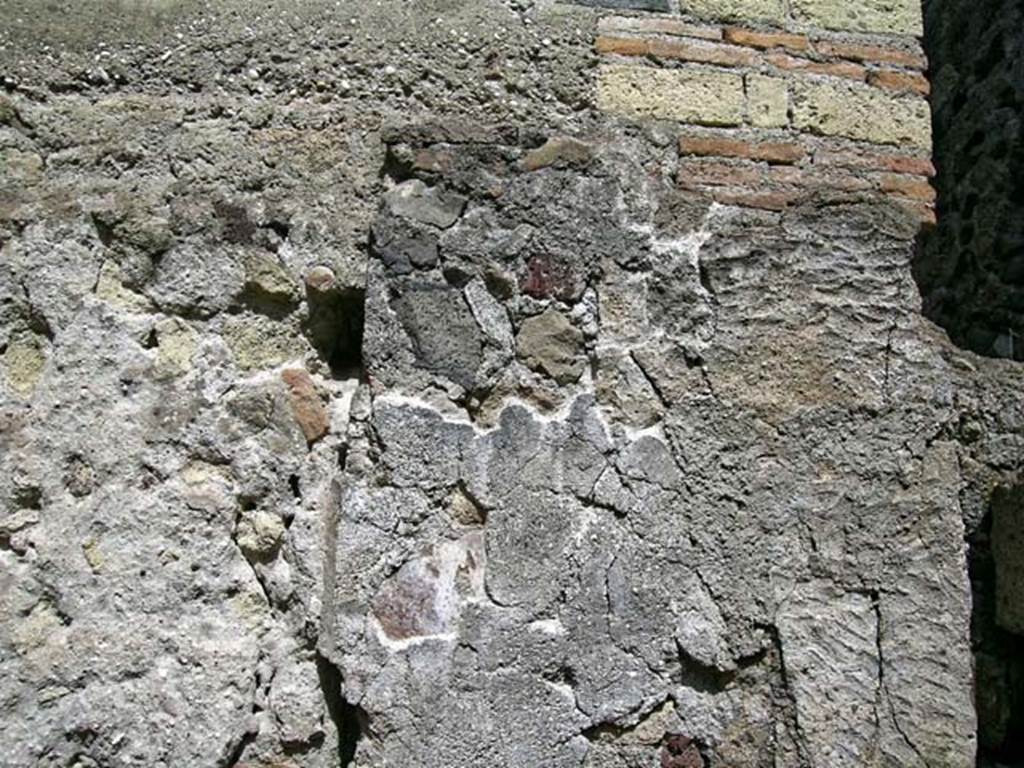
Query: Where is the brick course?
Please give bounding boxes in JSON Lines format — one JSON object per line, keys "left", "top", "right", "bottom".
{"left": 868, "top": 69, "right": 931, "bottom": 96}
{"left": 723, "top": 27, "right": 809, "bottom": 51}
{"left": 813, "top": 40, "right": 927, "bottom": 69}
{"left": 764, "top": 52, "right": 866, "bottom": 81}
{"left": 678, "top": 135, "right": 806, "bottom": 163}
{"left": 590, "top": 2, "right": 934, "bottom": 222}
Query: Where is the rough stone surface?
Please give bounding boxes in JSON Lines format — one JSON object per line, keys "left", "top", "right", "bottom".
{"left": 597, "top": 65, "right": 747, "bottom": 125}
{"left": 791, "top": 0, "right": 924, "bottom": 34}
{"left": 678, "top": 0, "right": 786, "bottom": 25}
{"left": 745, "top": 74, "right": 789, "bottom": 128}
{"left": 326, "top": 128, "right": 1019, "bottom": 768}
{"left": 791, "top": 81, "right": 932, "bottom": 149}
{"left": 0, "top": 1, "right": 1021, "bottom": 767}
{"left": 517, "top": 308, "right": 586, "bottom": 385}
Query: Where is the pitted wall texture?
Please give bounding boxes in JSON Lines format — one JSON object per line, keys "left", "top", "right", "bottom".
{"left": 0, "top": 1, "right": 1022, "bottom": 767}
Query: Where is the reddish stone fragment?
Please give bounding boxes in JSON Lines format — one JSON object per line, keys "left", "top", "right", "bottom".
{"left": 765, "top": 52, "right": 866, "bottom": 81}
{"left": 868, "top": 69, "right": 931, "bottom": 95}
{"left": 679, "top": 135, "right": 806, "bottom": 164}
{"left": 879, "top": 174, "right": 937, "bottom": 202}
{"left": 661, "top": 734, "right": 705, "bottom": 768}
{"left": 372, "top": 568, "right": 441, "bottom": 641}
{"left": 678, "top": 159, "right": 764, "bottom": 187}
{"left": 723, "top": 27, "right": 809, "bottom": 51}
{"left": 522, "top": 253, "right": 583, "bottom": 302}
{"left": 814, "top": 40, "right": 927, "bottom": 69}
{"left": 281, "top": 368, "right": 329, "bottom": 444}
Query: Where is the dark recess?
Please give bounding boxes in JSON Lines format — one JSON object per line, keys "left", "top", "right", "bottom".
{"left": 315, "top": 652, "right": 364, "bottom": 766}
{"left": 304, "top": 286, "right": 365, "bottom": 379}
{"left": 914, "top": 0, "right": 1024, "bottom": 362}
{"left": 972, "top": 503, "right": 1024, "bottom": 766}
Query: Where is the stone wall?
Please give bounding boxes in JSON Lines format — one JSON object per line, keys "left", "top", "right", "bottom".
{"left": 592, "top": 0, "right": 935, "bottom": 221}
{"left": 0, "top": 1, "right": 1022, "bottom": 767}
{"left": 916, "top": 0, "right": 1024, "bottom": 360}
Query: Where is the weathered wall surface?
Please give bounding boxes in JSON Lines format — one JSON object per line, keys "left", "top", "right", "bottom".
{"left": 0, "top": 1, "right": 1022, "bottom": 767}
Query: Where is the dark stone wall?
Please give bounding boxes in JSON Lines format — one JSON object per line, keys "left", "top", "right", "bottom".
{"left": 917, "top": 0, "right": 1024, "bottom": 360}
{"left": 921, "top": 4, "right": 1024, "bottom": 762}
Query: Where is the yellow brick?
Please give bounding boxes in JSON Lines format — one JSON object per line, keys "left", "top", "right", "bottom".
{"left": 790, "top": 0, "right": 923, "bottom": 35}
{"left": 792, "top": 81, "right": 931, "bottom": 149}
{"left": 747, "top": 74, "right": 789, "bottom": 128}
{"left": 597, "top": 64, "right": 746, "bottom": 126}
{"left": 679, "top": 0, "right": 785, "bottom": 25}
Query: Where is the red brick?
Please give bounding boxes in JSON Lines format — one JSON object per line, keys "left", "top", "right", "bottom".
{"left": 768, "top": 165, "right": 805, "bottom": 184}
{"left": 678, "top": 135, "right": 806, "bottom": 164}
{"left": 678, "top": 159, "right": 764, "bottom": 187}
{"left": 868, "top": 69, "right": 931, "bottom": 96}
{"left": 815, "top": 149, "right": 936, "bottom": 177}
{"left": 596, "top": 35, "right": 759, "bottom": 68}
{"left": 647, "top": 37, "right": 759, "bottom": 67}
{"left": 724, "top": 27, "right": 809, "bottom": 51}
{"left": 814, "top": 40, "right": 927, "bottom": 69}
{"left": 878, "top": 174, "right": 937, "bottom": 202}
{"left": 765, "top": 52, "right": 866, "bottom": 81}
{"left": 767, "top": 167, "right": 873, "bottom": 192}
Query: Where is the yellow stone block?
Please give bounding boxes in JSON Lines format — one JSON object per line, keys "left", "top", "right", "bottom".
{"left": 597, "top": 64, "right": 746, "bottom": 126}
{"left": 747, "top": 74, "right": 789, "bottom": 128}
{"left": 792, "top": 81, "right": 931, "bottom": 150}
{"left": 791, "top": 0, "right": 923, "bottom": 36}
{"left": 680, "top": 0, "right": 786, "bottom": 25}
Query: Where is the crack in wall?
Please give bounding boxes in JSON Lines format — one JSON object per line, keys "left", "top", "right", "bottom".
{"left": 872, "top": 594, "right": 931, "bottom": 768}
